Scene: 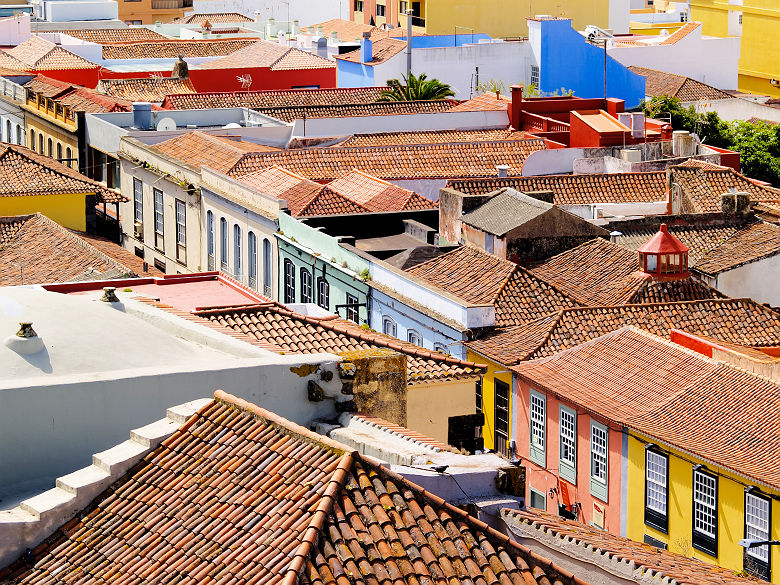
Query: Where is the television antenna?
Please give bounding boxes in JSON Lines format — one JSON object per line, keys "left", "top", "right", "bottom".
{"left": 237, "top": 74, "right": 253, "bottom": 90}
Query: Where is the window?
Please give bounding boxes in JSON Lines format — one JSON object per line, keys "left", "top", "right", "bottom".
{"left": 300, "top": 268, "right": 312, "bottom": 303}
{"left": 153, "top": 188, "right": 164, "bottom": 251}
{"left": 248, "top": 232, "right": 257, "bottom": 290}
{"left": 346, "top": 292, "right": 359, "bottom": 323}
{"left": 485, "top": 233, "right": 494, "bottom": 254}
{"left": 16, "top": 125, "right": 22, "bottom": 146}
{"left": 220, "top": 218, "right": 228, "bottom": 271}
{"left": 133, "top": 178, "right": 143, "bottom": 223}
{"left": 590, "top": 421, "right": 608, "bottom": 502}
{"left": 530, "top": 65, "right": 540, "bottom": 87}
{"left": 475, "top": 377, "right": 482, "bottom": 414}
{"left": 56, "top": 142, "right": 62, "bottom": 163}
{"left": 376, "top": 3, "right": 385, "bottom": 16}
{"left": 262, "top": 239, "right": 272, "bottom": 297}
{"left": 407, "top": 329, "right": 422, "bottom": 346}
{"left": 529, "top": 488, "right": 546, "bottom": 511}
{"left": 744, "top": 491, "right": 771, "bottom": 580}
{"left": 528, "top": 390, "right": 546, "bottom": 466}
{"left": 175, "top": 200, "right": 186, "bottom": 263}
{"left": 39, "top": 134, "right": 44, "bottom": 155}
{"left": 400, "top": 0, "right": 408, "bottom": 13}
{"left": 559, "top": 406, "right": 576, "bottom": 484}
{"left": 65, "top": 147, "right": 72, "bottom": 167}
{"left": 317, "top": 277, "right": 329, "bottom": 310}
{"left": 29, "top": 129, "right": 34, "bottom": 151}
{"left": 354, "top": 0, "right": 363, "bottom": 10}
{"left": 692, "top": 469, "right": 717, "bottom": 556}
{"left": 233, "top": 224, "right": 242, "bottom": 279}
{"left": 5, "top": 120, "right": 10, "bottom": 142}
{"left": 382, "top": 316, "right": 397, "bottom": 337}
{"left": 645, "top": 449, "right": 668, "bottom": 532}
{"left": 283, "top": 259, "right": 295, "bottom": 303}
{"left": 434, "top": 342, "right": 447, "bottom": 353}
{"left": 206, "top": 210, "right": 215, "bottom": 271}
{"left": 494, "top": 379, "right": 510, "bottom": 457}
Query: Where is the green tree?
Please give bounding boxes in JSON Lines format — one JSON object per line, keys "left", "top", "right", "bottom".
{"left": 379, "top": 72, "right": 455, "bottom": 101}
{"left": 641, "top": 95, "right": 780, "bottom": 186}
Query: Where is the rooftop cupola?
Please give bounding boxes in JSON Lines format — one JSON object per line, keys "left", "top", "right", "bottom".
{"left": 638, "top": 223, "right": 690, "bottom": 281}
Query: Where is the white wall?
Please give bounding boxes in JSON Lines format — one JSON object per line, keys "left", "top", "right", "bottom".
{"left": 191, "top": 0, "right": 345, "bottom": 27}
{"left": 692, "top": 98, "right": 780, "bottom": 123}
{"left": 609, "top": 0, "right": 631, "bottom": 35}
{"left": 714, "top": 255, "right": 780, "bottom": 308}
{"left": 42, "top": 0, "right": 117, "bottom": 22}
{"left": 608, "top": 32, "right": 740, "bottom": 89}
{"left": 0, "top": 13, "right": 30, "bottom": 45}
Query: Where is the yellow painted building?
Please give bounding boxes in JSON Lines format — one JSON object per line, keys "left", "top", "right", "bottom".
{"left": 627, "top": 430, "right": 780, "bottom": 583}
{"left": 466, "top": 349, "right": 512, "bottom": 456}
{"left": 22, "top": 84, "right": 79, "bottom": 171}
{"left": 117, "top": 0, "right": 191, "bottom": 24}
{"left": 352, "top": 0, "right": 615, "bottom": 38}
{"left": 0, "top": 193, "right": 89, "bottom": 231}
{"left": 690, "top": 0, "right": 780, "bottom": 97}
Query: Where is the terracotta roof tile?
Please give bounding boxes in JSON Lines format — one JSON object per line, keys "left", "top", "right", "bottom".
{"left": 670, "top": 164, "right": 780, "bottom": 213}
{"left": 511, "top": 327, "right": 780, "bottom": 488}
{"left": 102, "top": 38, "right": 258, "bottom": 59}
{"left": 194, "top": 303, "right": 486, "bottom": 384}
{"left": 193, "top": 40, "right": 334, "bottom": 70}
{"left": 327, "top": 170, "right": 436, "bottom": 212}
{"left": 25, "top": 74, "right": 136, "bottom": 114}
{"left": 96, "top": 77, "right": 196, "bottom": 103}
{"left": 0, "top": 144, "right": 125, "bottom": 203}
{"left": 658, "top": 21, "right": 701, "bottom": 44}
{"left": 529, "top": 238, "right": 722, "bottom": 305}
{"left": 300, "top": 18, "right": 377, "bottom": 41}
{"left": 228, "top": 139, "right": 546, "bottom": 180}
{"left": 173, "top": 12, "right": 253, "bottom": 23}
{"left": 336, "top": 37, "right": 407, "bottom": 64}
{"left": 628, "top": 65, "right": 733, "bottom": 101}
{"left": 0, "top": 213, "right": 160, "bottom": 285}
{"left": 505, "top": 507, "right": 767, "bottom": 585}
{"left": 251, "top": 99, "right": 455, "bottom": 122}
{"left": 338, "top": 128, "right": 527, "bottom": 147}
{"left": 1, "top": 35, "right": 97, "bottom": 71}
{"left": 467, "top": 298, "right": 780, "bottom": 365}
{"left": 152, "top": 131, "right": 279, "bottom": 173}
{"left": 161, "top": 86, "right": 386, "bottom": 110}
{"left": 449, "top": 92, "right": 511, "bottom": 112}
{"left": 3, "top": 391, "right": 589, "bottom": 585}
{"left": 57, "top": 27, "right": 168, "bottom": 43}
{"left": 447, "top": 172, "right": 668, "bottom": 205}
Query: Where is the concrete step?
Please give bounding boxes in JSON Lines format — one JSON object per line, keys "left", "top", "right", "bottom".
{"left": 19, "top": 487, "right": 74, "bottom": 519}
{"left": 56, "top": 465, "right": 112, "bottom": 496}
{"left": 92, "top": 439, "right": 149, "bottom": 474}
{"left": 130, "top": 417, "right": 182, "bottom": 449}
{"left": 167, "top": 398, "right": 211, "bottom": 424}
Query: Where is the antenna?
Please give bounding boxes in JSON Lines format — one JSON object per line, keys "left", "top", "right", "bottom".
{"left": 237, "top": 74, "right": 252, "bottom": 91}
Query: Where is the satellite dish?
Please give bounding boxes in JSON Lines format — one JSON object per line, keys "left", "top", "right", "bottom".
{"left": 659, "top": 29, "right": 670, "bottom": 37}
{"left": 156, "top": 117, "right": 177, "bottom": 131}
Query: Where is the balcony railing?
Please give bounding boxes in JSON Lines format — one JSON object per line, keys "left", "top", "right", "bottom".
{"left": 411, "top": 15, "right": 425, "bottom": 27}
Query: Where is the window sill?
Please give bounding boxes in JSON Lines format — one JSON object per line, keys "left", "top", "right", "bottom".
{"left": 644, "top": 517, "right": 668, "bottom": 535}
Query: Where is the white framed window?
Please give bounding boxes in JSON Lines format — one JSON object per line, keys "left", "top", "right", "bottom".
{"left": 382, "top": 316, "right": 397, "bottom": 337}
{"left": 262, "top": 239, "right": 272, "bottom": 297}
{"left": 376, "top": 3, "right": 385, "bottom": 16}
{"left": 300, "top": 268, "right": 312, "bottom": 303}
{"left": 529, "top": 488, "right": 546, "bottom": 511}
{"left": 133, "top": 178, "right": 143, "bottom": 223}
{"left": 529, "top": 389, "right": 546, "bottom": 466}
{"left": 434, "top": 342, "right": 448, "bottom": 353}
{"left": 345, "top": 292, "right": 359, "bottom": 323}
{"left": 317, "top": 277, "right": 329, "bottom": 310}
{"left": 247, "top": 231, "right": 257, "bottom": 290}
{"left": 645, "top": 449, "right": 668, "bottom": 532}
{"left": 692, "top": 469, "right": 717, "bottom": 556}
{"left": 233, "top": 224, "right": 242, "bottom": 279}
{"left": 175, "top": 200, "right": 186, "bottom": 246}
{"left": 220, "top": 217, "right": 228, "bottom": 271}
{"left": 283, "top": 259, "right": 295, "bottom": 304}
{"left": 590, "top": 421, "right": 608, "bottom": 501}
{"left": 153, "top": 188, "right": 163, "bottom": 235}
{"left": 206, "top": 210, "right": 215, "bottom": 270}
{"left": 407, "top": 329, "right": 422, "bottom": 346}
{"left": 745, "top": 491, "right": 770, "bottom": 566}
{"left": 530, "top": 65, "right": 540, "bottom": 87}
{"left": 559, "top": 405, "right": 576, "bottom": 484}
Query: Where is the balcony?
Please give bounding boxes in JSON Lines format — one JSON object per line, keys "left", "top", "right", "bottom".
{"left": 411, "top": 15, "right": 425, "bottom": 27}
{"left": 151, "top": 0, "right": 191, "bottom": 9}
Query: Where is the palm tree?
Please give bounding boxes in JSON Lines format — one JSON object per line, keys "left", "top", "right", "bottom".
{"left": 379, "top": 72, "right": 455, "bottom": 101}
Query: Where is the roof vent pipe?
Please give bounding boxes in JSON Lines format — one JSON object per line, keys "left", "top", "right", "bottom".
{"left": 132, "top": 102, "right": 152, "bottom": 130}
{"left": 101, "top": 287, "right": 119, "bottom": 303}
{"left": 496, "top": 165, "right": 509, "bottom": 178}
{"left": 4, "top": 321, "right": 44, "bottom": 354}
{"left": 610, "top": 230, "right": 623, "bottom": 244}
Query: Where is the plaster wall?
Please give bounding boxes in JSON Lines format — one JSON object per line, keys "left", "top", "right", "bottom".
{"left": 712, "top": 254, "right": 780, "bottom": 308}
{"left": 0, "top": 193, "right": 87, "bottom": 232}
{"left": 465, "top": 351, "right": 511, "bottom": 453}
{"left": 193, "top": 0, "right": 344, "bottom": 27}
{"left": 41, "top": 0, "right": 117, "bottom": 21}
{"left": 692, "top": 97, "right": 780, "bottom": 123}
{"left": 390, "top": 179, "right": 449, "bottom": 201}
{"left": 0, "top": 13, "right": 29, "bottom": 44}
{"left": 407, "top": 379, "right": 478, "bottom": 445}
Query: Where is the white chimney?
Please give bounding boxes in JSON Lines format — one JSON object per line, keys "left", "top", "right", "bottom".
{"left": 496, "top": 165, "right": 510, "bottom": 178}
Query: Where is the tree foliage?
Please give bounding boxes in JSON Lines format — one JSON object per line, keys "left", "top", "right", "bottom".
{"left": 641, "top": 95, "right": 780, "bottom": 185}
{"left": 379, "top": 72, "right": 455, "bottom": 102}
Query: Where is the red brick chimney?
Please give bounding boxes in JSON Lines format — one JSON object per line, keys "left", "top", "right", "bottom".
{"left": 510, "top": 84, "right": 523, "bottom": 131}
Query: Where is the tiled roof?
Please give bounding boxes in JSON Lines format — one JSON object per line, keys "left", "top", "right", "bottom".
{"left": 194, "top": 40, "right": 335, "bottom": 70}
{"left": 406, "top": 245, "right": 578, "bottom": 326}
{"left": 251, "top": 100, "right": 455, "bottom": 123}
{"left": 449, "top": 92, "right": 511, "bottom": 112}
{"left": 2, "top": 390, "right": 590, "bottom": 585}
{"left": 96, "top": 76, "right": 196, "bottom": 103}
{"left": 229, "top": 139, "right": 546, "bottom": 180}
{"left": 0, "top": 213, "right": 159, "bottom": 285}
{"left": 529, "top": 238, "right": 722, "bottom": 306}
{"left": 24, "top": 74, "right": 137, "bottom": 114}
{"left": 628, "top": 65, "right": 733, "bottom": 101}
{"left": 466, "top": 298, "right": 780, "bottom": 365}
{"left": 0, "top": 145, "right": 125, "bottom": 203}
{"left": 461, "top": 188, "right": 553, "bottom": 236}
{"left": 615, "top": 216, "right": 780, "bottom": 276}
{"left": 195, "top": 303, "right": 486, "bottom": 384}
{"left": 161, "top": 86, "right": 386, "bottom": 110}
{"left": 336, "top": 37, "right": 407, "bottom": 65}
{"left": 102, "top": 38, "right": 258, "bottom": 60}
{"left": 447, "top": 172, "right": 668, "bottom": 205}
{"left": 0, "top": 35, "right": 97, "bottom": 71}
{"left": 505, "top": 508, "right": 767, "bottom": 585}
{"left": 151, "top": 131, "right": 279, "bottom": 173}
{"left": 173, "top": 11, "right": 253, "bottom": 23}
{"left": 327, "top": 170, "right": 436, "bottom": 212}
{"left": 338, "top": 128, "right": 527, "bottom": 147}
{"left": 347, "top": 413, "right": 458, "bottom": 452}
{"left": 670, "top": 164, "right": 780, "bottom": 213}
{"left": 300, "top": 18, "right": 377, "bottom": 41}
{"left": 511, "top": 327, "right": 780, "bottom": 488}
{"left": 57, "top": 27, "right": 167, "bottom": 43}
{"left": 658, "top": 21, "right": 701, "bottom": 44}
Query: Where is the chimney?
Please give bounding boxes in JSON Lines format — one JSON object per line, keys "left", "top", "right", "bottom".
{"left": 171, "top": 54, "right": 189, "bottom": 79}
{"left": 360, "top": 31, "right": 373, "bottom": 63}
{"left": 722, "top": 191, "right": 751, "bottom": 214}
{"left": 292, "top": 19, "right": 299, "bottom": 36}
{"left": 4, "top": 321, "right": 44, "bottom": 354}
{"left": 510, "top": 84, "right": 523, "bottom": 130}
{"left": 496, "top": 164, "right": 509, "bottom": 178}
{"left": 101, "top": 287, "right": 119, "bottom": 303}
{"left": 132, "top": 102, "right": 152, "bottom": 130}
{"left": 253, "top": 10, "right": 261, "bottom": 23}
{"left": 610, "top": 231, "right": 623, "bottom": 244}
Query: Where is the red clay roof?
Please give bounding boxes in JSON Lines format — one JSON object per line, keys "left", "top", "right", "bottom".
{"left": 338, "top": 128, "right": 527, "bottom": 147}
{"left": 57, "top": 27, "right": 168, "bottom": 43}
{"left": 0, "top": 35, "right": 98, "bottom": 71}
{"left": 228, "top": 139, "right": 546, "bottom": 180}
{"left": 151, "top": 131, "right": 279, "bottom": 173}
{"left": 173, "top": 12, "right": 253, "bottom": 23}
{"left": 96, "top": 77, "right": 196, "bottom": 103}
{"left": 449, "top": 92, "right": 511, "bottom": 112}
{"left": 638, "top": 223, "right": 689, "bottom": 254}
{"left": 102, "top": 38, "right": 258, "bottom": 60}
{"left": 300, "top": 18, "right": 377, "bottom": 41}
{"left": 194, "top": 40, "right": 335, "bottom": 71}
{"left": 161, "top": 87, "right": 387, "bottom": 110}
{"left": 670, "top": 164, "right": 780, "bottom": 213}
{"left": 1, "top": 390, "right": 591, "bottom": 585}
{"left": 628, "top": 65, "right": 733, "bottom": 101}
{"left": 336, "top": 37, "right": 407, "bottom": 65}
{"left": 327, "top": 170, "right": 436, "bottom": 212}
{"left": 511, "top": 326, "right": 780, "bottom": 489}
